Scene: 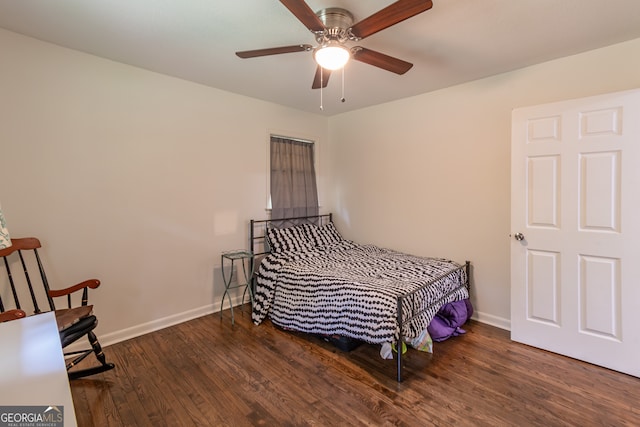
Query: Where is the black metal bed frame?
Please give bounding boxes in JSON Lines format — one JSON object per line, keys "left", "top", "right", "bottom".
{"left": 396, "top": 261, "right": 470, "bottom": 381}
{"left": 249, "top": 213, "right": 470, "bottom": 382}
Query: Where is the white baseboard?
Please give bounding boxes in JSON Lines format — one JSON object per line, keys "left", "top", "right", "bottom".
{"left": 65, "top": 295, "right": 249, "bottom": 353}
{"left": 471, "top": 311, "right": 511, "bottom": 331}
{"left": 99, "top": 304, "right": 217, "bottom": 348}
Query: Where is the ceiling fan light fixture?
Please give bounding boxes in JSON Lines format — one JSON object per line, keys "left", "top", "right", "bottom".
{"left": 314, "top": 43, "right": 350, "bottom": 70}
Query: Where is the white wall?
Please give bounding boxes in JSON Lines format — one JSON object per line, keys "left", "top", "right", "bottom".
{"left": 2, "top": 25, "right": 640, "bottom": 342}
{"left": 0, "top": 28, "right": 329, "bottom": 343}
{"left": 327, "top": 38, "right": 640, "bottom": 329}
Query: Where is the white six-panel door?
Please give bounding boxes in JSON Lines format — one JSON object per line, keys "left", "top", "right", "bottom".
{"left": 511, "top": 89, "right": 640, "bottom": 377}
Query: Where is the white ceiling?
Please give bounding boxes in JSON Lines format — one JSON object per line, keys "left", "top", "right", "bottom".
{"left": 1, "top": 0, "right": 640, "bottom": 116}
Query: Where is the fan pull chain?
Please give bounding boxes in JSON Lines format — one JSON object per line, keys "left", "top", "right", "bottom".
{"left": 319, "top": 66, "right": 347, "bottom": 110}
{"left": 320, "top": 67, "right": 324, "bottom": 111}
{"left": 341, "top": 67, "right": 346, "bottom": 103}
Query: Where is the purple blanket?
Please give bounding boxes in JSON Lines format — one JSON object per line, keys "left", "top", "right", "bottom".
{"left": 427, "top": 299, "right": 473, "bottom": 342}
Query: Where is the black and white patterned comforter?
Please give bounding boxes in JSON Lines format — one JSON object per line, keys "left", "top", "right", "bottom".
{"left": 252, "top": 240, "right": 469, "bottom": 345}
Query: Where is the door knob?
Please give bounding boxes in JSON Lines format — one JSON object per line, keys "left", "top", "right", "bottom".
{"left": 514, "top": 232, "right": 525, "bottom": 241}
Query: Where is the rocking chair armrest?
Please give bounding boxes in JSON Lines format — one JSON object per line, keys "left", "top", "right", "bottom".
{"left": 48, "top": 279, "right": 101, "bottom": 298}
{"left": 0, "top": 309, "right": 27, "bottom": 323}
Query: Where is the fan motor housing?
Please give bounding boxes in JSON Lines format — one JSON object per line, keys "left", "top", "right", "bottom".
{"left": 316, "top": 8, "right": 354, "bottom": 29}
{"left": 315, "top": 7, "right": 354, "bottom": 43}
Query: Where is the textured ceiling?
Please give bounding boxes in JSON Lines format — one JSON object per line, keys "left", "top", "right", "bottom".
{"left": 1, "top": 0, "right": 639, "bottom": 116}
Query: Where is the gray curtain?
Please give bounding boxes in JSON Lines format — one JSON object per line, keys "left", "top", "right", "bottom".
{"left": 270, "top": 136, "right": 319, "bottom": 220}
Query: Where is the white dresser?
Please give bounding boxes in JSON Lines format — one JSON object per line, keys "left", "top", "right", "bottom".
{"left": 0, "top": 311, "right": 77, "bottom": 427}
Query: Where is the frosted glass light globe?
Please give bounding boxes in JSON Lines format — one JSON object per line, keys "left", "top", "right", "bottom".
{"left": 314, "top": 45, "right": 350, "bottom": 70}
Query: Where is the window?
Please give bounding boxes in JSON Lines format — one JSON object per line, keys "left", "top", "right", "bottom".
{"left": 269, "top": 135, "right": 319, "bottom": 219}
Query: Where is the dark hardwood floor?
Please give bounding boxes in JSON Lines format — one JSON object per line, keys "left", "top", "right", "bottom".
{"left": 70, "top": 305, "right": 640, "bottom": 426}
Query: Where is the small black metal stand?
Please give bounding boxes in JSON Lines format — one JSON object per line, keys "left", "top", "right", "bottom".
{"left": 220, "top": 250, "right": 254, "bottom": 325}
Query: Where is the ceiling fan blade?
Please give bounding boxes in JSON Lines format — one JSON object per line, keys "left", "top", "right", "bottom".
{"left": 312, "top": 66, "right": 332, "bottom": 89}
{"left": 350, "top": 0, "right": 433, "bottom": 40}
{"left": 236, "top": 44, "right": 313, "bottom": 58}
{"left": 352, "top": 47, "right": 413, "bottom": 74}
{"left": 280, "top": 0, "right": 326, "bottom": 33}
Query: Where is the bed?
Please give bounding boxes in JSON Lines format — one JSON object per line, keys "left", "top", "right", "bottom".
{"left": 250, "top": 214, "right": 470, "bottom": 381}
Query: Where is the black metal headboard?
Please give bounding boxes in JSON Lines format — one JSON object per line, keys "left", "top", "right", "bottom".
{"left": 250, "top": 213, "right": 333, "bottom": 257}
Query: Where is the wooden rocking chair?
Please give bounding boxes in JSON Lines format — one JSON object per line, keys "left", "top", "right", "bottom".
{"left": 0, "top": 237, "right": 115, "bottom": 380}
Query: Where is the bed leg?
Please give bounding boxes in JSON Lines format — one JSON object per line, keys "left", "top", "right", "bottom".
{"left": 397, "top": 296, "right": 403, "bottom": 382}
{"left": 465, "top": 260, "right": 471, "bottom": 294}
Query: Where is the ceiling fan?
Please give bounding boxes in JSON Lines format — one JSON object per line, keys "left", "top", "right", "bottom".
{"left": 235, "top": 0, "right": 433, "bottom": 89}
